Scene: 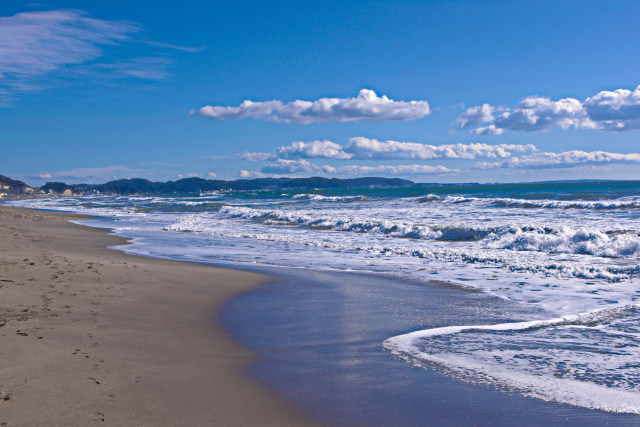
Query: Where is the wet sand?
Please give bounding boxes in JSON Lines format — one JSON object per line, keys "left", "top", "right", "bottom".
{"left": 0, "top": 206, "right": 316, "bottom": 426}
{"left": 222, "top": 269, "right": 640, "bottom": 426}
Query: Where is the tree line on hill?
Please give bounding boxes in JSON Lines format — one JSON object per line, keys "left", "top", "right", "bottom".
{"left": 37, "top": 176, "right": 416, "bottom": 195}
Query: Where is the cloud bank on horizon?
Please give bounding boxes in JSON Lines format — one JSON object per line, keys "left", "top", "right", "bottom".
{"left": 194, "top": 89, "right": 431, "bottom": 124}
{"left": 240, "top": 158, "right": 457, "bottom": 178}
{"left": 237, "top": 139, "right": 537, "bottom": 161}
{"left": 457, "top": 85, "right": 640, "bottom": 135}
{"left": 233, "top": 138, "right": 640, "bottom": 178}
{"left": 34, "top": 165, "right": 150, "bottom": 182}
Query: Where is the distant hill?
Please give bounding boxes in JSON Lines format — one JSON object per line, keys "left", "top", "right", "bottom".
{"left": 0, "top": 175, "right": 34, "bottom": 196}
{"left": 0, "top": 174, "right": 28, "bottom": 189}
{"left": 41, "top": 176, "right": 415, "bottom": 195}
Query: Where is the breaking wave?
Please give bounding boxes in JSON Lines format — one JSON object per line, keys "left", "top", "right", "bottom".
{"left": 217, "top": 206, "right": 640, "bottom": 259}
{"left": 164, "top": 213, "right": 640, "bottom": 281}
{"left": 416, "top": 195, "right": 640, "bottom": 210}
{"left": 384, "top": 304, "right": 640, "bottom": 414}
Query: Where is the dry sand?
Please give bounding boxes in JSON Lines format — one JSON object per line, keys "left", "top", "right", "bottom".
{"left": 0, "top": 206, "right": 317, "bottom": 426}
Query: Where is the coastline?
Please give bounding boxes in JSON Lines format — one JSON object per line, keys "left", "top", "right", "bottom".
{"left": 0, "top": 206, "right": 316, "bottom": 426}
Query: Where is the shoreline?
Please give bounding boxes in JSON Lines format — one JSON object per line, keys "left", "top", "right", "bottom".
{"left": 0, "top": 206, "right": 317, "bottom": 425}
{"left": 222, "top": 267, "right": 640, "bottom": 426}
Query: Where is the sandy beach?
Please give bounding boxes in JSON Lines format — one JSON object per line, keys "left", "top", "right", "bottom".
{"left": 0, "top": 206, "right": 316, "bottom": 426}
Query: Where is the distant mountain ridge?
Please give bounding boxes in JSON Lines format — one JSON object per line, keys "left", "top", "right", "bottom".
{"left": 40, "top": 176, "right": 415, "bottom": 195}
{"left": 3, "top": 174, "right": 640, "bottom": 199}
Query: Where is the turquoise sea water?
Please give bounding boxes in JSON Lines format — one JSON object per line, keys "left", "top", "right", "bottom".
{"left": 8, "top": 180, "right": 640, "bottom": 414}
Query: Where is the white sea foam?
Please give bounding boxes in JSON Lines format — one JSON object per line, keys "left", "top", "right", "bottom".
{"left": 163, "top": 212, "right": 640, "bottom": 283}
{"left": 8, "top": 197, "right": 140, "bottom": 217}
{"left": 292, "top": 193, "right": 364, "bottom": 201}
{"left": 384, "top": 305, "right": 640, "bottom": 413}
{"left": 215, "top": 205, "right": 640, "bottom": 259}
{"left": 486, "top": 196, "right": 640, "bottom": 210}
{"left": 428, "top": 195, "right": 640, "bottom": 210}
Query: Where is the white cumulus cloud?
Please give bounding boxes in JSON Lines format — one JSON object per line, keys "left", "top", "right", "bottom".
{"left": 495, "top": 96, "right": 590, "bottom": 131}
{"left": 457, "top": 84, "right": 640, "bottom": 134}
{"left": 197, "top": 100, "right": 283, "bottom": 121}
{"left": 473, "top": 125, "right": 504, "bottom": 135}
{"left": 458, "top": 96, "right": 590, "bottom": 134}
{"left": 583, "top": 85, "right": 640, "bottom": 130}
{"left": 455, "top": 104, "right": 498, "bottom": 129}
{"left": 194, "top": 89, "right": 431, "bottom": 124}
{"left": 278, "top": 140, "right": 353, "bottom": 159}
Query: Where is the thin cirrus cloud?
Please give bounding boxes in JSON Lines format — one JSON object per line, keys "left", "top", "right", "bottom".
{"left": 259, "top": 159, "right": 336, "bottom": 175}
{"left": 456, "top": 84, "right": 640, "bottom": 134}
{"left": 236, "top": 138, "right": 537, "bottom": 161}
{"left": 235, "top": 151, "right": 278, "bottom": 162}
{"left": 473, "top": 150, "right": 640, "bottom": 169}
{"left": 0, "top": 9, "right": 194, "bottom": 102}
{"left": 336, "top": 164, "right": 458, "bottom": 176}
{"left": 242, "top": 159, "right": 458, "bottom": 177}
{"left": 194, "top": 89, "right": 431, "bottom": 124}
{"left": 94, "top": 57, "right": 173, "bottom": 80}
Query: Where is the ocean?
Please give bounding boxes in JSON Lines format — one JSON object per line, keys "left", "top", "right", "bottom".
{"left": 9, "top": 180, "right": 640, "bottom": 418}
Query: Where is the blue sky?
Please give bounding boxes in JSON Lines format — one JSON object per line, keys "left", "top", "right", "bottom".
{"left": 2, "top": 0, "right": 640, "bottom": 185}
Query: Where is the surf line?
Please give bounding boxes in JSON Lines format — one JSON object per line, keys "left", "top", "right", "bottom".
{"left": 383, "top": 303, "right": 640, "bottom": 414}
{"left": 383, "top": 303, "right": 639, "bottom": 349}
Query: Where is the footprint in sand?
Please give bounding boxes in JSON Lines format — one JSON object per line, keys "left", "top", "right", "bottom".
{"left": 73, "top": 349, "right": 90, "bottom": 358}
